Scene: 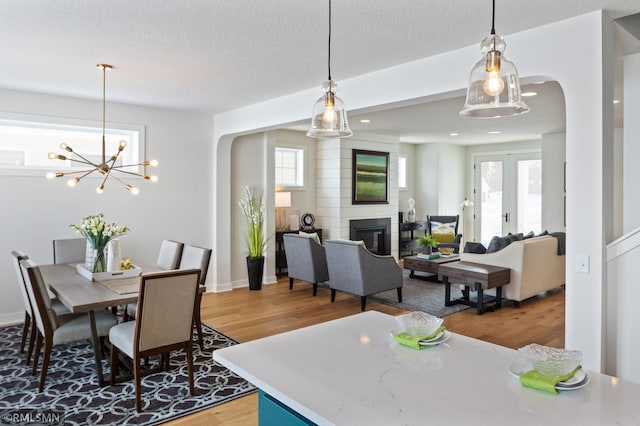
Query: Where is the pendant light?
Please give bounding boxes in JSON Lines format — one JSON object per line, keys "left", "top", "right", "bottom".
{"left": 47, "top": 64, "right": 158, "bottom": 194}
{"left": 460, "top": 0, "right": 529, "bottom": 118}
{"left": 306, "top": 0, "right": 352, "bottom": 138}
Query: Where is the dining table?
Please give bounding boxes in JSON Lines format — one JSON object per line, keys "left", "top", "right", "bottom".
{"left": 213, "top": 310, "right": 640, "bottom": 425}
{"left": 39, "top": 262, "right": 161, "bottom": 386}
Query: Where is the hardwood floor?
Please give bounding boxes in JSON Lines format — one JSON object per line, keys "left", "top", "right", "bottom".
{"left": 165, "top": 279, "right": 565, "bottom": 425}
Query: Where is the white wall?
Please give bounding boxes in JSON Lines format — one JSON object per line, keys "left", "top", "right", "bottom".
{"left": 541, "top": 132, "right": 567, "bottom": 232}
{"left": 212, "top": 11, "right": 616, "bottom": 373}
{"left": 0, "top": 88, "right": 213, "bottom": 325}
{"left": 623, "top": 53, "right": 640, "bottom": 234}
{"left": 398, "top": 143, "right": 416, "bottom": 222}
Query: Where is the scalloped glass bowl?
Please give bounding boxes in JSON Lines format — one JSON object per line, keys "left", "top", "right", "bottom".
{"left": 396, "top": 311, "right": 443, "bottom": 337}
{"left": 518, "top": 344, "right": 583, "bottom": 376}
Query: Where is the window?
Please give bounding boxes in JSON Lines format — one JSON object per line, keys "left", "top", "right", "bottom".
{"left": 398, "top": 156, "right": 407, "bottom": 189}
{"left": 0, "top": 112, "right": 144, "bottom": 177}
{"left": 275, "top": 146, "right": 304, "bottom": 187}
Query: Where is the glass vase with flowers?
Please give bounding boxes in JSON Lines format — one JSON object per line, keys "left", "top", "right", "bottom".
{"left": 71, "top": 213, "right": 129, "bottom": 273}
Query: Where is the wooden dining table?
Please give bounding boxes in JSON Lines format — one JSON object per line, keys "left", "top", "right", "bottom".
{"left": 39, "top": 263, "right": 160, "bottom": 386}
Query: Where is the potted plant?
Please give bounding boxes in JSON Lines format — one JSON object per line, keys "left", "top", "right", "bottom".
{"left": 239, "top": 186, "right": 267, "bottom": 290}
{"left": 417, "top": 234, "right": 437, "bottom": 254}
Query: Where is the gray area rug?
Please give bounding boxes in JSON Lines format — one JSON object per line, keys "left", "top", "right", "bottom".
{"left": 0, "top": 323, "right": 255, "bottom": 425}
{"left": 370, "top": 270, "right": 471, "bottom": 317}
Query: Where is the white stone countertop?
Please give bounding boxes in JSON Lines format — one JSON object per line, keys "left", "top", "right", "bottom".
{"left": 213, "top": 310, "right": 640, "bottom": 425}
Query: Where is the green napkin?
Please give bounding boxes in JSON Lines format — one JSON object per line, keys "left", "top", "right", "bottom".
{"left": 393, "top": 326, "right": 446, "bottom": 350}
{"left": 519, "top": 365, "right": 582, "bottom": 394}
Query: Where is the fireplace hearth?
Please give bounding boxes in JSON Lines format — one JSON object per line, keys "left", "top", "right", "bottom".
{"left": 349, "top": 218, "right": 391, "bottom": 255}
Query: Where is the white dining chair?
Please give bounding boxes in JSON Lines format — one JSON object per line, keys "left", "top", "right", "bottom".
{"left": 125, "top": 239, "right": 185, "bottom": 320}
{"left": 52, "top": 238, "right": 86, "bottom": 264}
{"left": 109, "top": 269, "right": 200, "bottom": 412}
{"left": 179, "top": 244, "right": 212, "bottom": 350}
{"left": 11, "top": 251, "right": 70, "bottom": 365}
{"left": 20, "top": 259, "right": 117, "bottom": 392}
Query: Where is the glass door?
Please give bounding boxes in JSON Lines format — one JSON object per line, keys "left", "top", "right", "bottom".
{"left": 474, "top": 153, "right": 541, "bottom": 245}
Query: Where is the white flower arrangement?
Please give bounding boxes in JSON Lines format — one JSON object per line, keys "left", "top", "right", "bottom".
{"left": 70, "top": 213, "right": 129, "bottom": 272}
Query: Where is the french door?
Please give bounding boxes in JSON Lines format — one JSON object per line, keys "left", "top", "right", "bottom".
{"left": 473, "top": 153, "right": 542, "bottom": 245}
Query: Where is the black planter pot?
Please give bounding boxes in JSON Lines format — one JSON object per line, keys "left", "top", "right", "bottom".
{"left": 246, "top": 256, "right": 265, "bottom": 290}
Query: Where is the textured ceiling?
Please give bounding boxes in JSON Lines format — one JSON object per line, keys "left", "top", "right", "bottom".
{"left": 1, "top": 1, "right": 639, "bottom": 143}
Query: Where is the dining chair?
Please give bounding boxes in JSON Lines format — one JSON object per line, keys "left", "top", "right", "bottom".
{"left": 52, "top": 238, "right": 86, "bottom": 264}
{"left": 156, "top": 239, "right": 184, "bottom": 270}
{"left": 109, "top": 269, "right": 201, "bottom": 412}
{"left": 125, "top": 239, "right": 185, "bottom": 320}
{"left": 20, "top": 259, "right": 118, "bottom": 392}
{"left": 11, "top": 251, "right": 70, "bottom": 365}
{"left": 179, "top": 244, "right": 212, "bottom": 350}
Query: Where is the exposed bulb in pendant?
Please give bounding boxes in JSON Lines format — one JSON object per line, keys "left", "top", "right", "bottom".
{"left": 483, "top": 71, "right": 504, "bottom": 96}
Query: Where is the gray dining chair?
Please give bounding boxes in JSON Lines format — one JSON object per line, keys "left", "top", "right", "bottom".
{"left": 125, "top": 239, "right": 185, "bottom": 320}
{"left": 20, "top": 259, "right": 117, "bottom": 392}
{"left": 53, "top": 238, "right": 86, "bottom": 264}
{"left": 109, "top": 269, "right": 201, "bottom": 412}
{"left": 11, "top": 251, "right": 70, "bottom": 365}
{"left": 179, "top": 244, "right": 212, "bottom": 350}
{"left": 324, "top": 240, "right": 403, "bottom": 311}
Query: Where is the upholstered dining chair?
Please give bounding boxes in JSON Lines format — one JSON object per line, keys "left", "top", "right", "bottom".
{"left": 178, "top": 244, "right": 212, "bottom": 350}
{"left": 283, "top": 233, "right": 329, "bottom": 296}
{"left": 126, "top": 239, "right": 185, "bottom": 320}
{"left": 11, "top": 251, "right": 69, "bottom": 365}
{"left": 156, "top": 239, "right": 184, "bottom": 270}
{"left": 20, "top": 259, "right": 117, "bottom": 392}
{"left": 109, "top": 269, "right": 201, "bottom": 412}
{"left": 426, "top": 215, "right": 463, "bottom": 253}
{"left": 52, "top": 238, "right": 86, "bottom": 264}
{"left": 324, "top": 240, "right": 403, "bottom": 311}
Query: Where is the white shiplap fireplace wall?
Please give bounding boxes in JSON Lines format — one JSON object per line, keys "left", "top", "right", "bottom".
{"left": 316, "top": 136, "right": 400, "bottom": 257}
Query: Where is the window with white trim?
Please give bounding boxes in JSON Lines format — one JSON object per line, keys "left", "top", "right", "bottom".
{"left": 398, "top": 156, "right": 407, "bottom": 189}
{"left": 0, "top": 113, "right": 144, "bottom": 177}
{"left": 275, "top": 146, "right": 304, "bottom": 187}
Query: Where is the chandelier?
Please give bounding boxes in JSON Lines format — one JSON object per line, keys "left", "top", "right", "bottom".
{"left": 459, "top": 0, "right": 529, "bottom": 118}
{"left": 47, "top": 64, "right": 158, "bottom": 194}
{"left": 306, "top": 0, "right": 352, "bottom": 138}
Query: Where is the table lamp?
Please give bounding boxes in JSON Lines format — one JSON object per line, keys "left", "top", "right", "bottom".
{"left": 275, "top": 191, "right": 291, "bottom": 230}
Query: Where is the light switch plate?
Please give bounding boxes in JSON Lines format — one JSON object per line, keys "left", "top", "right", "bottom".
{"left": 576, "top": 254, "right": 590, "bottom": 273}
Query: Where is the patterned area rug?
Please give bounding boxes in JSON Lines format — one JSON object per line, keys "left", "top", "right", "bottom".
{"left": 0, "top": 324, "right": 255, "bottom": 425}
{"left": 370, "top": 270, "right": 471, "bottom": 317}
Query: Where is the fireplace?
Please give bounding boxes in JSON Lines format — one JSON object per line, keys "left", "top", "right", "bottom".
{"left": 349, "top": 218, "right": 391, "bottom": 255}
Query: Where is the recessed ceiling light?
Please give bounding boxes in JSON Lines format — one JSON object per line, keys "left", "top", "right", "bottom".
{"left": 521, "top": 92, "right": 537, "bottom": 97}
{"left": 613, "top": 99, "right": 621, "bottom": 104}
{"left": 488, "top": 131, "right": 502, "bottom": 134}
{"left": 449, "top": 132, "right": 459, "bottom": 136}
{"left": 359, "top": 119, "right": 371, "bottom": 123}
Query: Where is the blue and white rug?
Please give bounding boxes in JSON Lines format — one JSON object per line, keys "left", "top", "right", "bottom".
{"left": 0, "top": 323, "right": 255, "bottom": 425}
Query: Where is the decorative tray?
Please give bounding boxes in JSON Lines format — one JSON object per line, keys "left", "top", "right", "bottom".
{"left": 76, "top": 263, "right": 142, "bottom": 281}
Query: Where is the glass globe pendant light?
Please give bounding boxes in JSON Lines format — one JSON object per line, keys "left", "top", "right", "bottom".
{"left": 307, "top": 0, "right": 352, "bottom": 138}
{"left": 460, "top": 0, "right": 530, "bottom": 118}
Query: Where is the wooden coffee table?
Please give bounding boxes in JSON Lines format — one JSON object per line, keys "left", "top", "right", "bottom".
{"left": 403, "top": 255, "right": 460, "bottom": 282}
{"left": 439, "top": 261, "right": 510, "bottom": 315}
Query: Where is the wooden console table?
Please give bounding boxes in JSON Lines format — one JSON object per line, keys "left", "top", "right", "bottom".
{"left": 403, "top": 255, "right": 459, "bottom": 281}
{"left": 275, "top": 228, "right": 322, "bottom": 278}
{"left": 439, "top": 261, "right": 510, "bottom": 315}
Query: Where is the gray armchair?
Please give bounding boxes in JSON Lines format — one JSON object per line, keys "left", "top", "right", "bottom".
{"left": 324, "top": 239, "right": 403, "bottom": 311}
{"left": 283, "top": 233, "right": 329, "bottom": 296}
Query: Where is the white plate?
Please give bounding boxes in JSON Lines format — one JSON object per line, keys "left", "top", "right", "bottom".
{"left": 419, "top": 330, "right": 451, "bottom": 346}
{"left": 508, "top": 358, "right": 590, "bottom": 390}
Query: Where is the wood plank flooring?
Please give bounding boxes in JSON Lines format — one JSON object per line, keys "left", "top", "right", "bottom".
{"left": 165, "top": 279, "right": 565, "bottom": 425}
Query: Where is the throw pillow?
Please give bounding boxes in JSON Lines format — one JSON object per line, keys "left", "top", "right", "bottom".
{"left": 536, "top": 230, "right": 549, "bottom": 237}
{"left": 433, "top": 232, "right": 455, "bottom": 244}
{"left": 298, "top": 231, "right": 321, "bottom": 244}
{"left": 430, "top": 221, "right": 456, "bottom": 235}
{"left": 508, "top": 232, "right": 524, "bottom": 242}
{"left": 523, "top": 231, "right": 535, "bottom": 239}
{"left": 464, "top": 242, "right": 487, "bottom": 254}
{"left": 486, "top": 235, "right": 512, "bottom": 253}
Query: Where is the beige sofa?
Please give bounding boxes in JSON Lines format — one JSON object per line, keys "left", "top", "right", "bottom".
{"left": 460, "top": 236, "right": 565, "bottom": 306}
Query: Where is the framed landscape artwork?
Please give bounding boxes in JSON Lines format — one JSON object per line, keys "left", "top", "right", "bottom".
{"left": 352, "top": 149, "right": 389, "bottom": 204}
